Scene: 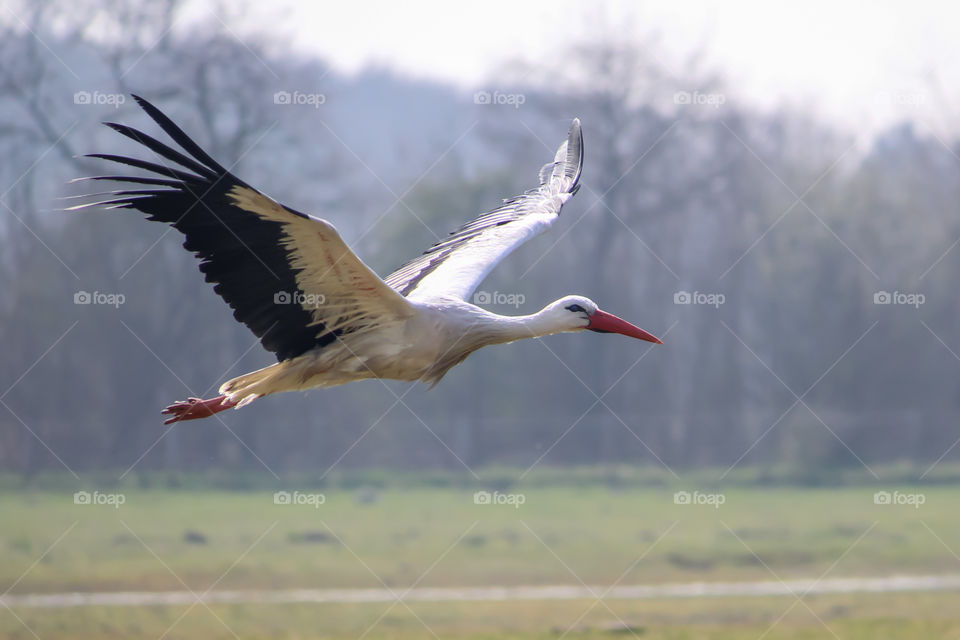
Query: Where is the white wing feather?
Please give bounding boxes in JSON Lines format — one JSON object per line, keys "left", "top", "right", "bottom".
{"left": 385, "top": 118, "right": 583, "bottom": 301}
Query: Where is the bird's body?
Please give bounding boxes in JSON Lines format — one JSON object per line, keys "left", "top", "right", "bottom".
{"left": 220, "top": 294, "right": 613, "bottom": 401}
{"left": 73, "top": 96, "right": 661, "bottom": 423}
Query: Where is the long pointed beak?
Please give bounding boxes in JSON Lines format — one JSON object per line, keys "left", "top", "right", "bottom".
{"left": 587, "top": 309, "right": 663, "bottom": 344}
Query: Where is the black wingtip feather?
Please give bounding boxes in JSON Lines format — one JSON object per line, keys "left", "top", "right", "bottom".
{"left": 102, "top": 121, "right": 219, "bottom": 180}
{"left": 84, "top": 153, "right": 206, "bottom": 185}
{"left": 76, "top": 175, "right": 186, "bottom": 188}
{"left": 128, "top": 94, "right": 229, "bottom": 176}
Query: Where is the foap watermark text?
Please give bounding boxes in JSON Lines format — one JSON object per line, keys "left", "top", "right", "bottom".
{"left": 274, "top": 91, "right": 326, "bottom": 108}
{"left": 473, "top": 490, "right": 525, "bottom": 508}
{"left": 674, "top": 490, "right": 725, "bottom": 508}
{"left": 473, "top": 90, "right": 525, "bottom": 108}
{"left": 74, "top": 291, "right": 125, "bottom": 308}
{"left": 274, "top": 490, "right": 326, "bottom": 508}
{"left": 874, "top": 490, "right": 925, "bottom": 509}
{"left": 74, "top": 490, "right": 125, "bottom": 508}
{"left": 874, "top": 91, "right": 926, "bottom": 107}
{"left": 874, "top": 291, "right": 924, "bottom": 308}
{"left": 74, "top": 91, "right": 125, "bottom": 108}
{"left": 274, "top": 291, "right": 326, "bottom": 308}
{"left": 674, "top": 291, "right": 725, "bottom": 308}
{"left": 473, "top": 291, "right": 525, "bottom": 308}
{"left": 674, "top": 91, "right": 726, "bottom": 108}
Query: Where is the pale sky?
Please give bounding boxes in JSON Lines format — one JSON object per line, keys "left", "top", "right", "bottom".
{"left": 181, "top": 0, "right": 960, "bottom": 138}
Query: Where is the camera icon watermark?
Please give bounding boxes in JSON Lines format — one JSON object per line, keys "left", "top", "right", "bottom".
{"left": 74, "top": 290, "right": 125, "bottom": 308}
{"left": 74, "top": 91, "right": 125, "bottom": 109}
{"left": 873, "top": 291, "right": 924, "bottom": 308}
{"left": 673, "top": 490, "right": 725, "bottom": 508}
{"left": 273, "top": 490, "right": 325, "bottom": 508}
{"left": 73, "top": 490, "right": 125, "bottom": 508}
{"left": 473, "top": 490, "right": 525, "bottom": 509}
{"left": 273, "top": 90, "right": 325, "bottom": 108}
{"left": 873, "top": 490, "right": 925, "bottom": 509}
{"left": 673, "top": 291, "right": 724, "bottom": 308}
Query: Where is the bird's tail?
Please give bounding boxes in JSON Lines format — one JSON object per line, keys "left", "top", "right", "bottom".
{"left": 219, "top": 362, "right": 288, "bottom": 407}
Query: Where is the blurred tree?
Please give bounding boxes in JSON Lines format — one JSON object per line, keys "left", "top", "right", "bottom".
{"left": 0, "top": 3, "right": 958, "bottom": 475}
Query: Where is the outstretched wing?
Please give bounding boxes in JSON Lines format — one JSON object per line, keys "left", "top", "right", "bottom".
{"left": 384, "top": 118, "right": 583, "bottom": 301}
{"left": 71, "top": 95, "right": 413, "bottom": 362}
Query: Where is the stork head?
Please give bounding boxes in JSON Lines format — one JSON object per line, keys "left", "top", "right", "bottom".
{"left": 545, "top": 295, "right": 663, "bottom": 343}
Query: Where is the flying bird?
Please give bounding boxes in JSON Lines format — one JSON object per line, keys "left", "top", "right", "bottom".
{"left": 73, "top": 96, "right": 661, "bottom": 424}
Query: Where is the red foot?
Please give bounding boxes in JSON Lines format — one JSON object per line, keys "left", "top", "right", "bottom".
{"left": 161, "top": 394, "right": 238, "bottom": 425}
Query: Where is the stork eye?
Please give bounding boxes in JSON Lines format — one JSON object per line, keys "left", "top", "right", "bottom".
{"left": 566, "top": 304, "right": 586, "bottom": 313}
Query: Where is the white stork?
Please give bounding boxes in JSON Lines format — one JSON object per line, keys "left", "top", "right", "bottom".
{"left": 73, "top": 96, "right": 661, "bottom": 424}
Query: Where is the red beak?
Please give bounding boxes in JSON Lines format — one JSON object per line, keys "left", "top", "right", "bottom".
{"left": 587, "top": 309, "right": 663, "bottom": 344}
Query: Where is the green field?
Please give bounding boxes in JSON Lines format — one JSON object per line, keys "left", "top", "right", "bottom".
{"left": 6, "top": 594, "right": 960, "bottom": 639}
{"left": 2, "top": 482, "right": 959, "bottom": 638}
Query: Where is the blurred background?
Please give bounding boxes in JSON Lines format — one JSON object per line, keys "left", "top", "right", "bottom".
{"left": 2, "top": 1, "right": 960, "bottom": 638}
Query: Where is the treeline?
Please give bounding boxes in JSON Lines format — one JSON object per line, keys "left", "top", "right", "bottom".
{"left": 1, "top": 1, "right": 958, "bottom": 477}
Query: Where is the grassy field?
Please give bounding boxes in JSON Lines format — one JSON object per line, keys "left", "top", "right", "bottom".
{"left": 5, "top": 593, "right": 960, "bottom": 639}
{"left": 2, "top": 482, "right": 959, "bottom": 638}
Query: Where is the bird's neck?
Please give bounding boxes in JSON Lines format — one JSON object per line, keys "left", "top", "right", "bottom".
{"left": 475, "top": 309, "right": 567, "bottom": 345}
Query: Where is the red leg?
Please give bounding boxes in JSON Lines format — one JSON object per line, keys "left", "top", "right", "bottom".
{"left": 161, "top": 394, "right": 239, "bottom": 425}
